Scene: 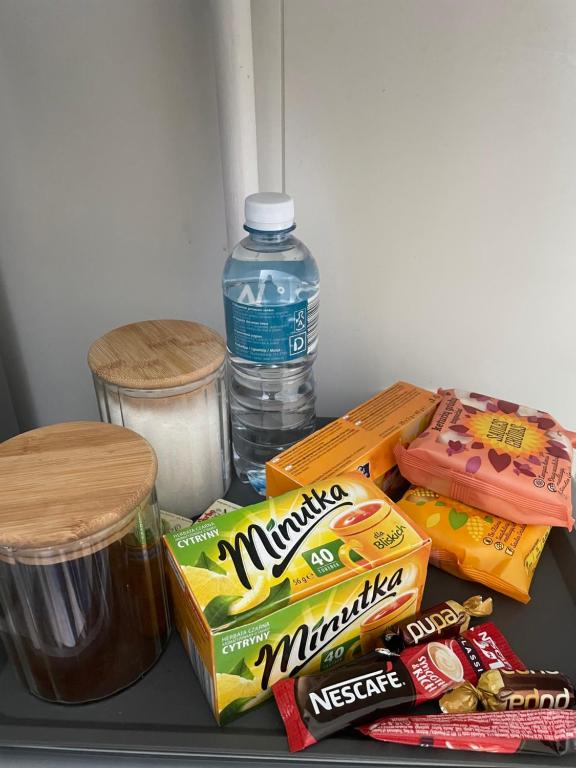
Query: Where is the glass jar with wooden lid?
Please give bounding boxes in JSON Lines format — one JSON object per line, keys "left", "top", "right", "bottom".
{"left": 0, "top": 421, "right": 170, "bottom": 704}
{"left": 88, "top": 319, "right": 231, "bottom": 518}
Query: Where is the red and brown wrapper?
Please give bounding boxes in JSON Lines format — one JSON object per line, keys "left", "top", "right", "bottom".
{"left": 440, "top": 669, "right": 575, "bottom": 713}
{"left": 272, "top": 622, "right": 523, "bottom": 752}
{"left": 358, "top": 710, "right": 576, "bottom": 756}
{"left": 382, "top": 595, "right": 492, "bottom": 653}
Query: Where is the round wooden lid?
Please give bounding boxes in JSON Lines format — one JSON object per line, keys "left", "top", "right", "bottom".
{"left": 0, "top": 421, "right": 157, "bottom": 553}
{"left": 87, "top": 319, "right": 226, "bottom": 390}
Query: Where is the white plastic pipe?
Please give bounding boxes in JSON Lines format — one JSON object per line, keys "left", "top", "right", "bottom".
{"left": 210, "top": 0, "right": 259, "bottom": 250}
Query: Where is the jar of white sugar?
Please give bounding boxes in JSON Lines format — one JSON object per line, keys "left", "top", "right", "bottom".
{"left": 88, "top": 320, "right": 231, "bottom": 518}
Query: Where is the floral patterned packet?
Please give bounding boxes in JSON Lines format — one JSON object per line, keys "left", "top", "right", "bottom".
{"left": 397, "top": 486, "right": 549, "bottom": 602}
{"left": 394, "top": 389, "right": 575, "bottom": 529}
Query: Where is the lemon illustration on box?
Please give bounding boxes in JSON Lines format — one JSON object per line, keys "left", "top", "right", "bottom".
{"left": 163, "top": 473, "right": 431, "bottom": 724}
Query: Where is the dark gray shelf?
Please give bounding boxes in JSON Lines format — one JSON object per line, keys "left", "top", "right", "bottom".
{"left": 1, "top": 474, "right": 575, "bottom": 768}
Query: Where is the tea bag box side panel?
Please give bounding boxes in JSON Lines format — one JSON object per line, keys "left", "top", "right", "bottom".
{"left": 174, "top": 541, "right": 431, "bottom": 724}
{"left": 163, "top": 544, "right": 217, "bottom": 716}
{"left": 266, "top": 382, "right": 441, "bottom": 498}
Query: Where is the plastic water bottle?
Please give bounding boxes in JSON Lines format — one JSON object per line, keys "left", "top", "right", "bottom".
{"left": 222, "top": 193, "right": 320, "bottom": 494}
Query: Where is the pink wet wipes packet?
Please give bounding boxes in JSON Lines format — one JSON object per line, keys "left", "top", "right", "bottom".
{"left": 394, "top": 389, "right": 575, "bottom": 529}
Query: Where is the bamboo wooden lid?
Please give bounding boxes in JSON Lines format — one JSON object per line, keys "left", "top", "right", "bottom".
{"left": 87, "top": 319, "right": 226, "bottom": 390}
{"left": 0, "top": 421, "right": 157, "bottom": 554}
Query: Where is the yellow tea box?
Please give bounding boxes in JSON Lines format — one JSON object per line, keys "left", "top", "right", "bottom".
{"left": 265, "top": 381, "right": 440, "bottom": 498}
{"left": 163, "top": 473, "right": 431, "bottom": 724}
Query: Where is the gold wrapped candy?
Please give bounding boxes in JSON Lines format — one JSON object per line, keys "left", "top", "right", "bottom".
{"left": 439, "top": 681, "right": 480, "bottom": 714}
{"left": 460, "top": 595, "right": 493, "bottom": 622}
{"left": 440, "top": 670, "right": 575, "bottom": 713}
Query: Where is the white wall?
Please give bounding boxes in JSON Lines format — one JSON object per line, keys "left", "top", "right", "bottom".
{"left": 255, "top": 0, "right": 576, "bottom": 426}
{"left": 1, "top": 0, "right": 575, "bottom": 431}
{"left": 0, "top": 0, "right": 227, "bottom": 429}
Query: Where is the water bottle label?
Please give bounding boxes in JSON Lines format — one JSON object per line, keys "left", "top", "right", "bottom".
{"left": 224, "top": 297, "right": 309, "bottom": 363}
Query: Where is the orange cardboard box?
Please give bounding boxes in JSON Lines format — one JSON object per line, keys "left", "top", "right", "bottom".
{"left": 266, "top": 381, "right": 440, "bottom": 497}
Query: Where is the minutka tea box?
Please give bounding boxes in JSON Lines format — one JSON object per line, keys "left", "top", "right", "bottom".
{"left": 163, "top": 473, "right": 431, "bottom": 724}
{"left": 265, "top": 381, "right": 440, "bottom": 498}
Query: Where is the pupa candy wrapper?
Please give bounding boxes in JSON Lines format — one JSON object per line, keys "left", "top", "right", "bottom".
{"left": 394, "top": 389, "right": 576, "bottom": 529}
{"left": 440, "top": 669, "right": 575, "bottom": 713}
{"left": 381, "top": 595, "right": 492, "bottom": 653}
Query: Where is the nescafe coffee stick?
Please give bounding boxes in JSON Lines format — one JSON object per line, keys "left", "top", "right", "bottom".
{"left": 358, "top": 710, "right": 576, "bottom": 757}
{"left": 440, "top": 669, "right": 575, "bottom": 713}
{"left": 272, "top": 622, "right": 523, "bottom": 752}
{"left": 382, "top": 595, "right": 492, "bottom": 653}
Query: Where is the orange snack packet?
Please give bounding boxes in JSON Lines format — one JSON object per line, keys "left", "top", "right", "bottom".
{"left": 394, "top": 389, "right": 575, "bottom": 529}
{"left": 397, "top": 486, "right": 550, "bottom": 603}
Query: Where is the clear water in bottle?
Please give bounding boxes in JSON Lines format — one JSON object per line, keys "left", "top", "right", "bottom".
{"left": 222, "top": 193, "right": 319, "bottom": 494}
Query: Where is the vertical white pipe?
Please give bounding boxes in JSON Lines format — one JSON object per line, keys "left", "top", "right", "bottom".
{"left": 210, "top": 0, "right": 259, "bottom": 250}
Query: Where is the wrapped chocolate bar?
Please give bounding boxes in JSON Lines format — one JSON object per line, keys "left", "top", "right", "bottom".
{"left": 358, "top": 710, "right": 576, "bottom": 757}
{"left": 394, "top": 389, "right": 576, "bottom": 529}
{"left": 382, "top": 595, "right": 492, "bottom": 653}
{"left": 273, "top": 622, "right": 523, "bottom": 752}
{"left": 440, "top": 670, "right": 575, "bottom": 713}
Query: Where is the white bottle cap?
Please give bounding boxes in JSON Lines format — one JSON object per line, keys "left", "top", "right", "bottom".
{"left": 244, "top": 192, "right": 295, "bottom": 232}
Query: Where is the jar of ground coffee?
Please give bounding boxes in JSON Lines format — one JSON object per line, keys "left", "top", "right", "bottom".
{"left": 0, "top": 421, "right": 170, "bottom": 704}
